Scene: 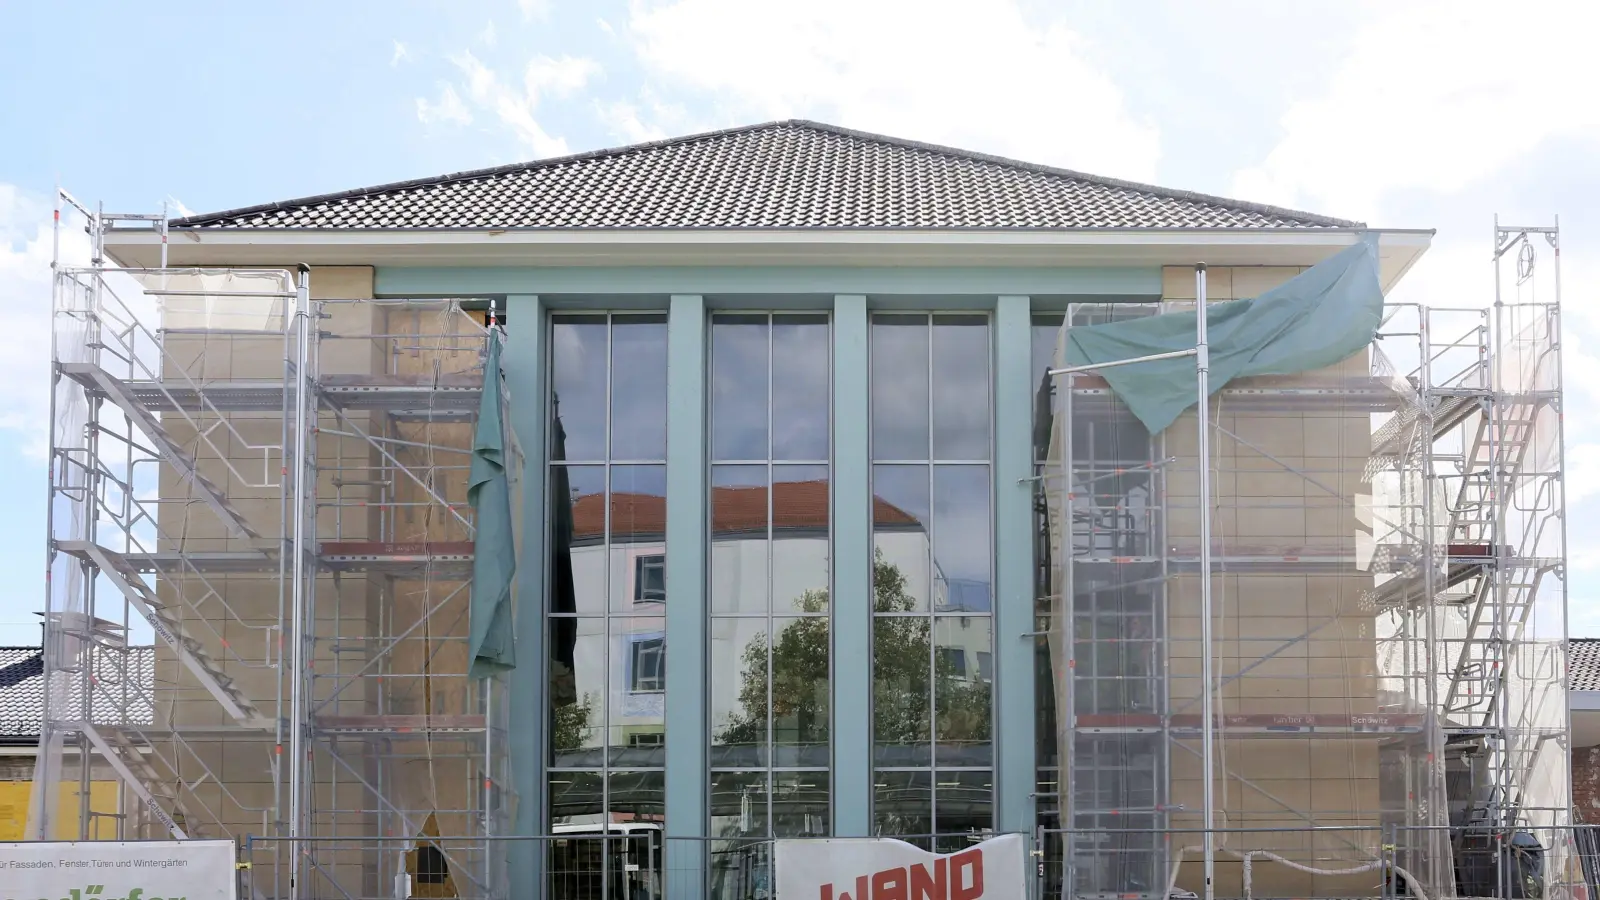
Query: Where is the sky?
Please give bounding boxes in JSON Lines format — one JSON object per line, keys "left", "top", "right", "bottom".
{"left": 1, "top": 0, "right": 1597, "bottom": 643}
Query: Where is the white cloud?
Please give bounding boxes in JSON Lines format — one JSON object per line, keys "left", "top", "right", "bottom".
{"left": 518, "top": 0, "right": 550, "bottom": 22}
{"left": 480, "top": 20, "right": 498, "bottom": 47}
{"left": 417, "top": 83, "right": 473, "bottom": 127}
{"left": 0, "top": 186, "right": 81, "bottom": 458}
{"left": 622, "top": 0, "right": 1160, "bottom": 182}
{"left": 434, "top": 51, "right": 600, "bottom": 156}
{"left": 391, "top": 40, "right": 411, "bottom": 67}
{"left": 1233, "top": 0, "right": 1599, "bottom": 221}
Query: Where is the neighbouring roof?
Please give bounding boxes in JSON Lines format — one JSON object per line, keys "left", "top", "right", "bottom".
{"left": 0, "top": 646, "right": 155, "bottom": 743}
{"left": 172, "top": 120, "right": 1359, "bottom": 231}
{"left": 568, "top": 480, "right": 918, "bottom": 541}
{"left": 1574, "top": 638, "right": 1600, "bottom": 691}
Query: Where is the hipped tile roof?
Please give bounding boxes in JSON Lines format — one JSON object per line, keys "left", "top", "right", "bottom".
{"left": 0, "top": 646, "right": 155, "bottom": 741}
{"left": 173, "top": 120, "right": 1358, "bottom": 231}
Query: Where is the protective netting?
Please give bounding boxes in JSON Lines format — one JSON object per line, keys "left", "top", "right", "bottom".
{"left": 1039, "top": 256, "right": 1571, "bottom": 900}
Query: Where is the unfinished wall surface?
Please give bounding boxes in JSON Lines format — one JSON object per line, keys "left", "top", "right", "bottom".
{"left": 150, "top": 268, "right": 384, "bottom": 893}
{"left": 1039, "top": 266, "right": 1391, "bottom": 897}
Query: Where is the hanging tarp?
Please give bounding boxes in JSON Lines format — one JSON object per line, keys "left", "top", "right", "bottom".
{"left": 468, "top": 328, "right": 517, "bottom": 679}
{"left": 1059, "top": 239, "right": 1385, "bottom": 434}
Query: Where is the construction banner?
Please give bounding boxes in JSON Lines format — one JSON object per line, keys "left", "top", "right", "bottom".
{"left": 774, "top": 834, "right": 1026, "bottom": 900}
{"left": 0, "top": 840, "right": 237, "bottom": 900}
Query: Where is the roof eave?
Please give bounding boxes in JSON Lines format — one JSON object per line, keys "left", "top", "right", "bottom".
{"left": 105, "top": 226, "right": 1432, "bottom": 292}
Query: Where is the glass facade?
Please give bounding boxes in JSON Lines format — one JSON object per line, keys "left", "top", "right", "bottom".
{"left": 547, "top": 313, "right": 669, "bottom": 836}
{"left": 707, "top": 314, "right": 831, "bottom": 899}
{"left": 869, "top": 313, "right": 995, "bottom": 850}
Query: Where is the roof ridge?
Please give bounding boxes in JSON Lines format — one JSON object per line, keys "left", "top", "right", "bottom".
{"left": 172, "top": 119, "right": 1361, "bottom": 229}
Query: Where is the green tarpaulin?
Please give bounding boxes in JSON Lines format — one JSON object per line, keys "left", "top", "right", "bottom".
{"left": 468, "top": 328, "right": 516, "bottom": 679}
{"left": 1059, "top": 239, "right": 1384, "bottom": 434}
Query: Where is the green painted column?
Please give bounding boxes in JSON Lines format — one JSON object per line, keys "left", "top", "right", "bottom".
{"left": 994, "top": 295, "right": 1036, "bottom": 836}
{"left": 831, "top": 294, "right": 872, "bottom": 836}
{"left": 503, "top": 294, "right": 548, "bottom": 893}
{"left": 664, "top": 294, "right": 708, "bottom": 896}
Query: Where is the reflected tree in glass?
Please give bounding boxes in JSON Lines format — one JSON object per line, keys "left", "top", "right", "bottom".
{"left": 715, "top": 552, "right": 990, "bottom": 751}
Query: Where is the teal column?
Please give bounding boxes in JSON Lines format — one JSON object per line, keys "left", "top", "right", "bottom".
{"left": 994, "top": 295, "right": 1036, "bottom": 836}
{"left": 664, "top": 294, "right": 708, "bottom": 896}
{"left": 832, "top": 294, "right": 872, "bottom": 836}
{"left": 504, "top": 294, "right": 548, "bottom": 893}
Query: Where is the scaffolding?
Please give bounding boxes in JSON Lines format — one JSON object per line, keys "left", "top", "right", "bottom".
{"left": 31, "top": 194, "right": 514, "bottom": 900}
{"left": 1039, "top": 223, "right": 1571, "bottom": 900}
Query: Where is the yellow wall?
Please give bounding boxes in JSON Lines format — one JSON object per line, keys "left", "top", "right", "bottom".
{"left": 0, "top": 780, "right": 120, "bottom": 840}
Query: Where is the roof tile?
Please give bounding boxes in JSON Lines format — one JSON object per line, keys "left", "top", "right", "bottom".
{"left": 174, "top": 120, "right": 1358, "bottom": 231}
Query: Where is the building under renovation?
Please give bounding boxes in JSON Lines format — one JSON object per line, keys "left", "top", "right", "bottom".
{"left": 28, "top": 121, "right": 1571, "bottom": 899}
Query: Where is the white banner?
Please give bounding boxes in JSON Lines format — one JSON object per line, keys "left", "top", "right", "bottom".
{"left": 0, "top": 840, "right": 237, "bottom": 900}
{"left": 775, "top": 834, "right": 1026, "bottom": 900}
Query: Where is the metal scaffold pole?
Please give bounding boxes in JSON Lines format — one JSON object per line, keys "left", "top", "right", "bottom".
{"left": 1195, "top": 263, "right": 1217, "bottom": 900}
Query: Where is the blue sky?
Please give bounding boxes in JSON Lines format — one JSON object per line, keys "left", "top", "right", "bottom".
{"left": 1, "top": 0, "right": 1598, "bottom": 643}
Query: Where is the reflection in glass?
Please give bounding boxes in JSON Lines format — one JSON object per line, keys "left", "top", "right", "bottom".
{"left": 711, "top": 617, "right": 769, "bottom": 768}
{"left": 712, "top": 314, "right": 770, "bottom": 461}
{"left": 548, "top": 769, "right": 662, "bottom": 900}
{"left": 874, "top": 770, "right": 932, "bottom": 842}
{"left": 933, "top": 465, "right": 993, "bottom": 612}
{"left": 932, "top": 771, "right": 993, "bottom": 852}
{"left": 610, "top": 314, "right": 668, "bottom": 460}
{"left": 934, "top": 617, "right": 993, "bottom": 767}
{"left": 551, "top": 315, "right": 607, "bottom": 460}
{"left": 871, "top": 315, "right": 930, "bottom": 461}
{"left": 932, "top": 315, "right": 991, "bottom": 460}
{"left": 772, "top": 465, "right": 829, "bottom": 613}
{"left": 771, "top": 616, "right": 829, "bottom": 767}
{"left": 551, "top": 620, "right": 606, "bottom": 767}
{"left": 549, "top": 312, "right": 668, "bottom": 823}
{"left": 772, "top": 771, "right": 829, "bottom": 837}
{"left": 609, "top": 465, "right": 668, "bottom": 611}
{"left": 710, "top": 466, "right": 768, "bottom": 614}
{"left": 553, "top": 465, "right": 605, "bottom": 617}
{"left": 710, "top": 770, "right": 768, "bottom": 838}
{"left": 609, "top": 615, "right": 665, "bottom": 765}
{"left": 872, "top": 464, "right": 931, "bottom": 613}
{"left": 771, "top": 315, "right": 830, "bottom": 461}
{"left": 548, "top": 770, "right": 604, "bottom": 824}
{"left": 874, "top": 616, "right": 931, "bottom": 767}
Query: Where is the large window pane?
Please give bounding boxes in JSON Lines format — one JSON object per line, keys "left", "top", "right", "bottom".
{"left": 773, "top": 771, "right": 829, "bottom": 837}
{"left": 933, "top": 770, "right": 993, "bottom": 852}
{"left": 874, "top": 616, "right": 931, "bottom": 767}
{"left": 609, "top": 465, "right": 668, "bottom": 612}
{"left": 871, "top": 315, "right": 930, "bottom": 460}
{"left": 771, "top": 315, "right": 830, "bottom": 461}
{"left": 711, "top": 617, "right": 769, "bottom": 768}
{"left": 874, "top": 770, "right": 932, "bottom": 842}
{"left": 933, "top": 465, "right": 992, "bottom": 613}
{"left": 934, "top": 617, "right": 993, "bottom": 767}
{"left": 931, "top": 315, "right": 991, "bottom": 460}
{"left": 552, "top": 619, "right": 606, "bottom": 768}
{"left": 554, "top": 465, "right": 605, "bottom": 616}
{"left": 611, "top": 615, "right": 665, "bottom": 765}
{"left": 771, "top": 616, "right": 829, "bottom": 767}
{"left": 873, "top": 464, "right": 931, "bottom": 613}
{"left": 773, "top": 465, "right": 828, "bottom": 613}
{"left": 710, "top": 466, "right": 768, "bottom": 614}
{"left": 551, "top": 315, "right": 607, "bottom": 460}
{"left": 610, "top": 314, "right": 668, "bottom": 460}
{"left": 712, "top": 314, "right": 770, "bottom": 461}
{"left": 709, "top": 770, "right": 768, "bottom": 839}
